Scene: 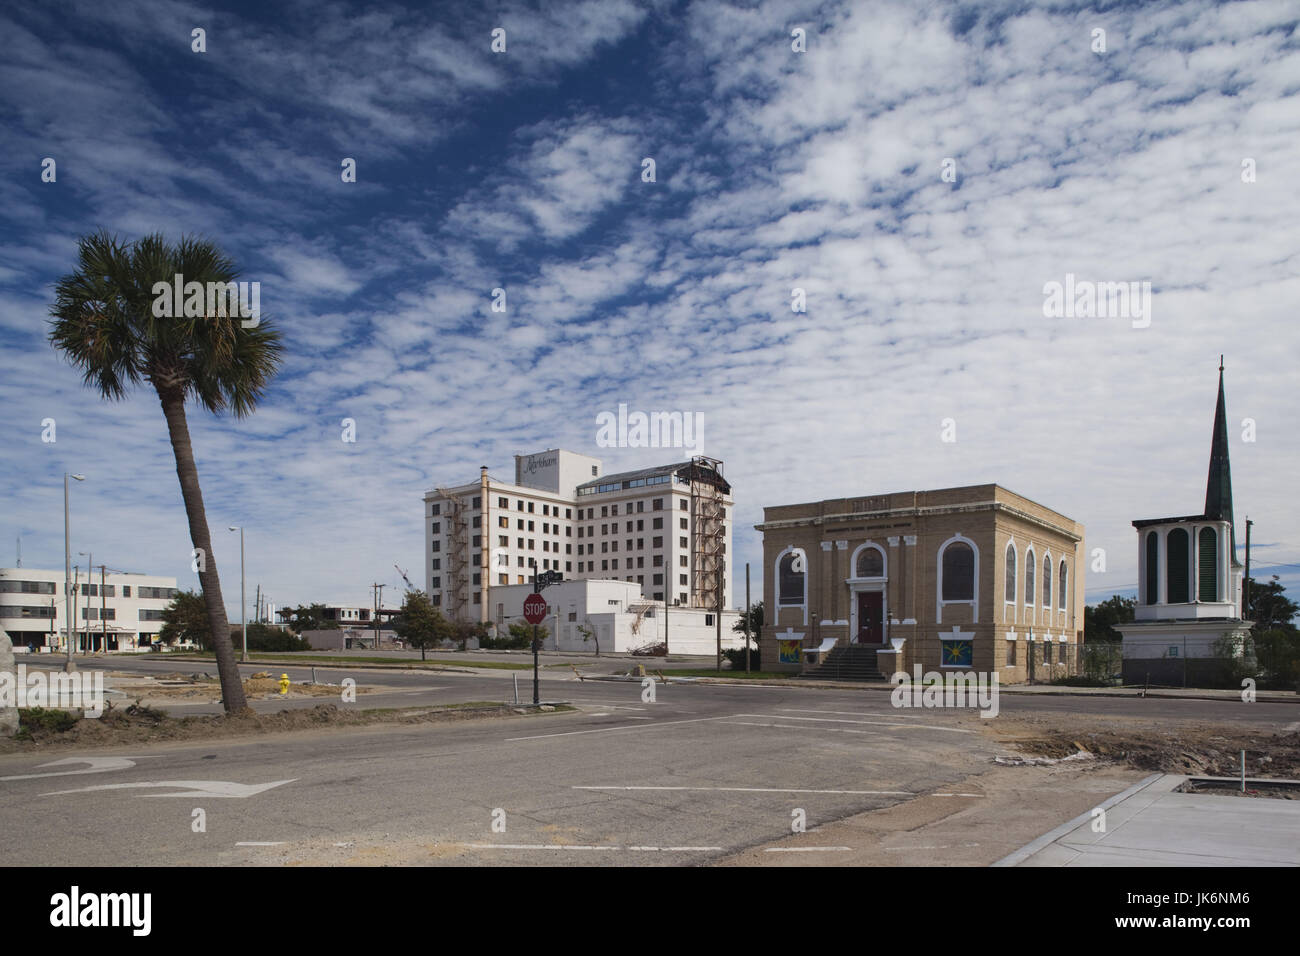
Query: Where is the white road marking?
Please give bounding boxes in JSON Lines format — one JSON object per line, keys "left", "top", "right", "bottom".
{"left": 931, "top": 793, "right": 983, "bottom": 798}
{"left": 236, "top": 842, "right": 286, "bottom": 847}
{"left": 778, "top": 708, "right": 936, "bottom": 720}
{"left": 764, "top": 846, "right": 853, "bottom": 852}
{"left": 0, "top": 755, "right": 156, "bottom": 782}
{"left": 42, "top": 779, "right": 297, "bottom": 799}
{"left": 506, "top": 714, "right": 735, "bottom": 741}
{"left": 588, "top": 713, "right": 612, "bottom": 717}
{"left": 574, "top": 785, "right": 914, "bottom": 796}
{"left": 736, "top": 713, "right": 975, "bottom": 734}
{"left": 453, "top": 843, "right": 720, "bottom": 852}
{"left": 728, "top": 720, "right": 881, "bottom": 735}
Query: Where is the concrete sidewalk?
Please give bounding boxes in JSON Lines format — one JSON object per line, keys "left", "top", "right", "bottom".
{"left": 998, "top": 774, "right": 1300, "bottom": 866}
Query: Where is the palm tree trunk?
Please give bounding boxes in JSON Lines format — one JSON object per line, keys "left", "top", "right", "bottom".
{"left": 156, "top": 385, "right": 248, "bottom": 713}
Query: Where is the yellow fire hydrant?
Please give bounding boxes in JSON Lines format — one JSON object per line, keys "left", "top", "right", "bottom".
{"left": 278, "top": 673, "right": 290, "bottom": 695}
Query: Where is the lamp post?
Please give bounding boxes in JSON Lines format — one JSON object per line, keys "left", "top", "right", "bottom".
{"left": 228, "top": 526, "right": 246, "bottom": 662}
{"left": 63, "top": 473, "right": 85, "bottom": 671}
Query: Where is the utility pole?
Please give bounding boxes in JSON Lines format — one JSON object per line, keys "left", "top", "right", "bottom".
{"left": 254, "top": 583, "right": 261, "bottom": 626}
{"left": 371, "top": 583, "right": 385, "bottom": 650}
{"left": 715, "top": 561, "right": 723, "bottom": 672}
{"left": 100, "top": 564, "right": 107, "bottom": 653}
{"left": 1243, "top": 517, "right": 1253, "bottom": 620}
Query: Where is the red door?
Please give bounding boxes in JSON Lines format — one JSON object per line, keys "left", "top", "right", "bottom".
{"left": 855, "top": 591, "right": 883, "bottom": 644}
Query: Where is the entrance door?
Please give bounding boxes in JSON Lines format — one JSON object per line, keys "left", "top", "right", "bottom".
{"left": 855, "top": 591, "right": 884, "bottom": 644}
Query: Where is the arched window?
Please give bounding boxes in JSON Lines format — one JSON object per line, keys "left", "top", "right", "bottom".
{"left": 1043, "top": 554, "right": 1052, "bottom": 609}
{"left": 941, "top": 542, "right": 974, "bottom": 601}
{"left": 1058, "top": 559, "right": 1067, "bottom": 611}
{"left": 1167, "top": 528, "right": 1190, "bottom": 604}
{"left": 856, "top": 546, "right": 884, "bottom": 578}
{"left": 1198, "top": 527, "right": 1218, "bottom": 602}
{"left": 1025, "top": 548, "right": 1036, "bottom": 607}
{"left": 778, "top": 551, "right": 805, "bottom": 606}
{"left": 1004, "top": 543, "right": 1016, "bottom": 602}
{"left": 1144, "top": 531, "right": 1159, "bottom": 605}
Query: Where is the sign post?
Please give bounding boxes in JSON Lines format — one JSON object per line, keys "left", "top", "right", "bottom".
{"left": 523, "top": 577, "right": 555, "bottom": 706}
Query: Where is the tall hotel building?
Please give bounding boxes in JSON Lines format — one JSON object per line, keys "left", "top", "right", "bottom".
{"left": 424, "top": 450, "right": 733, "bottom": 624}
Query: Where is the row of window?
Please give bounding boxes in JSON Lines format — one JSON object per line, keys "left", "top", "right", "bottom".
{"left": 0, "top": 606, "right": 166, "bottom": 621}
{"left": 1004, "top": 543, "right": 1069, "bottom": 611}
{"left": 775, "top": 539, "right": 1070, "bottom": 612}
{"left": 0, "top": 581, "right": 175, "bottom": 599}
{"left": 1144, "top": 527, "right": 1220, "bottom": 604}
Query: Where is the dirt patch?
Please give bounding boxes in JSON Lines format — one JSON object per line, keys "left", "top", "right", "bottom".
{"left": 985, "top": 714, "right": 1300, "bottom": 777}
{"left": 104, "top": 671, "right": 353, "bottom": 703}
{"left": 0, "top": 701, "right": 573, "bottom": 752}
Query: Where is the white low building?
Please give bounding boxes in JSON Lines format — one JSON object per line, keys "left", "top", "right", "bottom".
{"left": 0, "top": 567, "right": 179, "bottom": 653}
{"left": 489, "top": 578, "right": 744, "bottom": 656}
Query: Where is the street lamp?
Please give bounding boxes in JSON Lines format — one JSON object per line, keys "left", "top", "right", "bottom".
{"left": 228, "top": 526, "right": 246, "bottom": 662}
{"left": 63, "top": 473, "right": 85, "bottom": 671}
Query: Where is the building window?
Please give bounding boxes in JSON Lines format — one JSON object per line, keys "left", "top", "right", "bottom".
{"left": 1145, "top": 531, "right": 1159, "bottom": 604}
{"left": 498, "top": 516, "right": 508, "bottom": 528}
{"left": 705, "top": 614, "right": 714, "bottom": 626}
{"left": 1024, "top": 548, "right": 1036, "bottom": 607}
{"left": 1044, "top": 641, "right": 1053, "bottom": 664}
{"left": 941, "top": 542, "right": 975, "bottom": 601}
{"left": 1167, "top": 528, "right": 1191, "bottom": 604}
{"left": 527, "top": 502, "right": 534, "bottom": 513}
{"left": 679, "top": 499, "right": 688, "bottom": 511}
{"left": 653, "top": 498, "right": 663, "bottom": 510}
{"left": 1043, "top": 554, "right": 1052, "bottom": 609}
{"left": 855, "top": 546, "right": 885, "bottom": 578}
{"left": 1058, "top": 560, "right": 1067, "bottom": 611}
{"left": 1004, "top": 542, "right": 1016, "bottom": 602}
{"left": 498, "top": 497, "right": 508, "bottom": 508}
{"left": 430, "top": 521, "right": 441, "bottom": 534}
{"left": 679, "top": 573, "right": 688, "bottom": 585}
{"left": 679, "top": 517, "right": 688, "bottom": 530}
{"left": 431, "top": 559, "right": 440, "bottom": 570}
{"left": 653, "top": 555, "right": 663, "bottom": 567}
{"left": 430, "top": 504, "right": 440, "bottom": 516}
{"left": 778, "top": 551, "right": 805, "bottom": 606}
{"left": 1198, "top": 527, "right": 1218, "bottom": 602}
{"left": 472, "top": 496, "right": 481, "bottom": 509}
{"left": 679, "top": 536, "right": 688, "bottom": 548}
{"left": 653, "top": 536, "right": 663, "bottom": 548}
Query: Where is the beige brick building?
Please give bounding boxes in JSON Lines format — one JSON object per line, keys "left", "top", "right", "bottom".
{"left": 755, "top": 485, "right": 1084, "bottom": 683}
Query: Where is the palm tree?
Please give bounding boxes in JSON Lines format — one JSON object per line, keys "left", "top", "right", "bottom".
{"left": 48, "top": 232, "right": 284, "bottom": 713}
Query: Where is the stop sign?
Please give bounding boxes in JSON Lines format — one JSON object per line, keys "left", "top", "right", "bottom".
{"left": 523, "top": 593, "right": 549, "bottom": 625}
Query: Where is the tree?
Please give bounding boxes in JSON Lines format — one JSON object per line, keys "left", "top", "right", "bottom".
{"left": 159, "top": 590, "right": 209, "bottom": 646}
{"left": 1245, "top": 576, "right": 1299, "bottom": 635}
{"left": 1083, "top": 595, "right": 1135, "bottom": 642}
{"left": 392, "top": 590, "right": 451, "bottom": 660}
{"left": 732, "top": 600, "right": 764, "bottom": 637}
{"left": 732, "top": 600, "right": 764, "bottom": 671}
{"left": 282, "top": 604, "right": 341, "bottom": 635}
{"left": 576, "top": 619, "right": 599, "bottom": 656}
{"left": 49, "top": 233, "right": 283, "bottom": 713}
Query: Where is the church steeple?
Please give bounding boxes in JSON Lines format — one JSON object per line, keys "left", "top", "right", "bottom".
{"left": 1203, "top": 358, "right": 1236, "bottom": 558}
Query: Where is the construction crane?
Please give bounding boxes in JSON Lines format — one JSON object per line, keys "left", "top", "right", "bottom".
{"left": 394, "top": 564, "right": 415, "bottom": 590}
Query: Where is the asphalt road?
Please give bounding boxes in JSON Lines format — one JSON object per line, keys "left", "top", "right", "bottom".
{"left": 2, "top": 658, "right": 1294, "bottom": 866}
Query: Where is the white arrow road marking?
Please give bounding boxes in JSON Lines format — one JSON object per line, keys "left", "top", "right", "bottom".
{"left": 41, "top": 779, "right": 297, "bottom": 799}
{"left": 0, "top": 756, "right": 156, "bottom": 782}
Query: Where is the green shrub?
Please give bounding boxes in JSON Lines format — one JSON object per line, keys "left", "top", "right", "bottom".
{"left": 19, "top": 707, "right": 79, "bottom": 734}
{"left": 723, "top": 644, "right": 761, "bottom": 670}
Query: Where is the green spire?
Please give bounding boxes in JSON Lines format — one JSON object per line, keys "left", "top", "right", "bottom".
{"left": 1204, "top": 358, "right": 1236, "bottom": 556}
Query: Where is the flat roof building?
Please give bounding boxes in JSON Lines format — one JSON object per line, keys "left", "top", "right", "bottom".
{"left": 756, "top": 484, "right": 1084, "bottom": 682}
{"left": 0, "top": 566, "right": 179, "bottom": 653}
{"left": 424, "top": 449, "right": 733, "bottom": 624}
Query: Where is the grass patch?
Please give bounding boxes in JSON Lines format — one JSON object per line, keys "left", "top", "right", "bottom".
{"left": 16, "top": 707, "right": 79, "bottom": 739}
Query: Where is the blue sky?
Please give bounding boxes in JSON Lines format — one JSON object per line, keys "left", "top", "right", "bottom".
{"left": 2, "top": 0, "right": 1299, "bottom": 619}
